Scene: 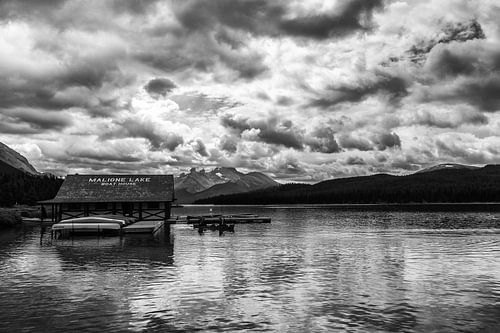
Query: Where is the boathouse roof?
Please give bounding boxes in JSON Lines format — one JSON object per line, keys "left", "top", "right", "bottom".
{"left": 40, "top": 174, "right": 174, "bottom": 203}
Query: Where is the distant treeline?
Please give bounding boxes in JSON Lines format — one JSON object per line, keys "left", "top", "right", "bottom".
{"left": 195, "top": 165, "right": 500, "bottom": 205}
{"left": 0, "top": 172, "right": 63, "bottom": 207}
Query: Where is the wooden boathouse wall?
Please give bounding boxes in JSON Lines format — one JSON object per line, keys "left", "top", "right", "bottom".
{"left": 40, "top": 174, "right": 174, "bottom": 222}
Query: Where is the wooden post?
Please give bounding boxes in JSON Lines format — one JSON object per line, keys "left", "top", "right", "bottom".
{"left": 164, "top": 202, "right": 170, "bottom": 221}
{"left": 112, "top": 202, "right": 116, "bottom": 215}
{"left": 84, "top": 203, "right": 89, "bottom": 217}
{"left": 139, "top": 202, "right": 143, "bottom": 221}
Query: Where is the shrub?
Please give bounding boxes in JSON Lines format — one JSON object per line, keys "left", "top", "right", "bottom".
{"left": 0, "top": 210, "right": 23, "bottom": 228}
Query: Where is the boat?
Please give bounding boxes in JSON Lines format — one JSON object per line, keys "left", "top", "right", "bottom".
{"left": 51, "top": 215, "right": 134, "bottom": 237}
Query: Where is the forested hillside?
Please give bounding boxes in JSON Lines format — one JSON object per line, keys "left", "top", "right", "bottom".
{"left": 0, "top": 173, "right": 63, "bottom": 206}
{"left": 196, "top": 165, "right": 500, "bottom": 204}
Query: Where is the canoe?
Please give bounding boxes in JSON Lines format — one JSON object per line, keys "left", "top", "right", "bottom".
{"left": 52, "top": 222, "right": 121, "bottom": 232}
{"left": 51, "top": 216, "right": 130, "bottom": 236}
{"left": 57, "top": 216, "right": 130, "bottom": 227}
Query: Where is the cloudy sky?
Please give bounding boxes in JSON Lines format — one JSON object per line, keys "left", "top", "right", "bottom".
{"left": 1, "top": 0, "right": 500, "bottom": 182}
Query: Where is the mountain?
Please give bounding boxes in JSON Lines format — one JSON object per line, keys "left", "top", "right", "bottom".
{"left": 0, "top": 142, "right": 62, "bottom": 206}
{"left": 416, "top": 163, "right": 480, "bottom": 174}
{"left": 174, "top": 167, "right": 278, "bottom": 203}
{"left": 0, "top": 142, "right": 39, "bottom": 175}
{"left": 196, "top": 165, "right": 500, "bottom": 205}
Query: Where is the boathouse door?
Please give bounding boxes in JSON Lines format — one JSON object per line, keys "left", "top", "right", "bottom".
{"left": 123, "top": 202, "right": 134, "bottom": 217}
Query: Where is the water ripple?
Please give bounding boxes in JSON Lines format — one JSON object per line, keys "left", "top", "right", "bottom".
{"left": 1, "top": 208, "right": 500, "bottom": 332}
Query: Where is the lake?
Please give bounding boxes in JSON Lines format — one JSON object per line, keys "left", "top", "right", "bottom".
{"left": 1, "top": 205, "right": 500, "bottom": 332}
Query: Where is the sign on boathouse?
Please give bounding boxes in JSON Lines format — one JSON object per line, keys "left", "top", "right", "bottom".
{"left": 88, "top": 176, "right": 152, "bottom": 186}
{"left": 40, "top": 174, "right": 174, "bottom": 222}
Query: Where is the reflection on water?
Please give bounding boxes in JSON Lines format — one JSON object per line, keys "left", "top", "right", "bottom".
{"left": 0, "top": 207, "right": 500, "bottom": 332}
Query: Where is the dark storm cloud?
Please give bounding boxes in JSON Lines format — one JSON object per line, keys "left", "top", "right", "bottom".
{"left": 0, "top": 0, "right": 67, "bottom": 19}
{"left": 192, "top": 139, "right": 209, "bottom": 157}
{"left": 412, "top": 109, "right": 488, "bottom": 128}
{"left": 110, "top": 0, "right": 159, "bottom": 15}
{"left": 0, "top": 0, "right": 138, "bottom": 122}
{"left": 101, "top": 118, "right": 184, "bottom": 151}
{"left": 425, "top": 49, "right": 476, "bottom": 79}
{"left": 135, "top": 37, "right": 268, "bottom": 79}
{"left": 258, "top": 126, "right": 303, "bottom": 150}
{"left": 419, "top": 41, "right": 500, "bottom": 111}
{"left": 0, "top": 52, "right": 128, "bottom": 118}
{"left": 221, "top": 114, "right": 304, "bottom": 150}
{"left": 0, "top": 121, "right": 42, "bottom": 135}
{"left": 425, "top": 76, "right": 500, "bottom": 112}
{"left": 1, "top": 108, "right": 72, "bottom": 131}
{"left": 135, "top": 52, "right": 194, "bottom": 73}
{"left": 162, "top": 133, "right": 185, "bottom": 151}
{"left": 279, "top": 0, "right": 384, "bottom": 39}
{"left": 144, "top": 78, "right": 177, "bottom": 97}
{"left": 407, "top": 19, "right": 486, "bottom": 63}
{"left": 133, "top": 2, "right": 273, "bottom": 79}
{"left": 346, "top": 156, "right": 366, "bottom": 165}
{"left": 0, "top": 81, "right": 122, "bottom": 118}
{"left": 0, "top": 0, "right": 158, "bottom": 22}
{"left": 174, "top": 0, "right": 284, "bottom": 34}
{"left": 221, "top": 115, "right": 342, "bottom": 153}
{"left": 438, "top": 20, "right": 486, "bottom": 44}
{"left": 174, "top": 0, "right": 384, "bottom": 40}
{"left": 60, "top": 60, "right": 123, "bottom": 89}
{"left": 338, "top": 134, "right": 373, "bottom": 151}
{"left": 310, "top": 73, "right": 408, "bottom": 108}
{"left": 337, "top": 132, "right": 400, "bottom": 151}
{"left": 372, "top": 132, "right": 401, "bottom": 150}
{"left": 424, "top": 40, "right": 500, "bottom": 80}
{"left": 0, "top": 84, "right": 68, "bottom": 111}
{"left": 230, "top": 56, "right": 268, "bottom": 79}
{"left": 455, "top": 77, "right": 500, "bottom": 111}
{"left": 305, "top": 127, "right": 341, "bottom": 153}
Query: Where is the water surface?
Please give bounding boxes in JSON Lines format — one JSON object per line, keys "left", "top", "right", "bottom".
{"left": 1, "top": 206, "right": 500, "bottom": 332}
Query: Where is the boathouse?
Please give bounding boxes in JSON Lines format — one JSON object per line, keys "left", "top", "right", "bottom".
{"left": 40, "top": 174, "right": 174, "bottom": 222}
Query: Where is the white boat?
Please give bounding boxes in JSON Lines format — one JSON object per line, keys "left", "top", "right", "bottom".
{"left": 52, "top": 222, "right": 121, "bottom": 232}
{"left": 57, "top": 216, "right": 130, "bottom": 227}
{"left": 51, "top": 215, "right": 133, "bottom": 235}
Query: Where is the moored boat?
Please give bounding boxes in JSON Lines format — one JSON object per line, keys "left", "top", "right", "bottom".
{"left": 51, "top": 215, "right": 134, "bottom": 237}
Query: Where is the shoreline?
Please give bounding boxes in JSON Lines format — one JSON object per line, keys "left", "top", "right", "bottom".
{"left": 184, "top": 202, "right": 500, "bottom": 212}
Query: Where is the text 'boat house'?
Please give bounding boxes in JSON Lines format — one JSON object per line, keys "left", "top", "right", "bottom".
{"left": 40, "top": 174, "right": 174, "bottom": 222}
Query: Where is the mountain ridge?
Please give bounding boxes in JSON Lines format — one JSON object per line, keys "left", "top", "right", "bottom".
{"left": 174, "top": 167, "right": 278, "bottom": 203}
{"left": 0, "top": 142, "right": 39, "bottom": 175}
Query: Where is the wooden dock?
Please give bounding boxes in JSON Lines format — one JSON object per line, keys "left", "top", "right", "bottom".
{"left": 222, "top": 216, "right": 271, "bottom": 223}
{"left": 186, "top": 215, "right": 271, "bottom": 224}
{"left": 122, "top": 220, "right": 164, "bottom": 233}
